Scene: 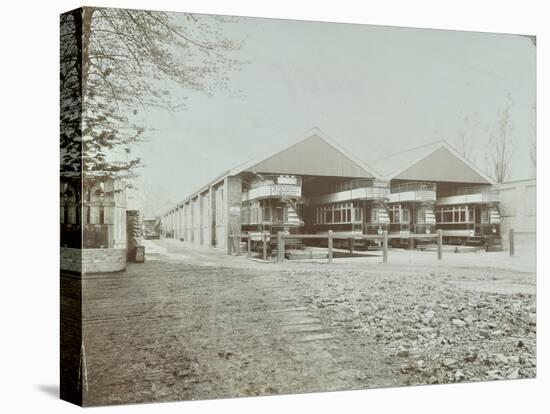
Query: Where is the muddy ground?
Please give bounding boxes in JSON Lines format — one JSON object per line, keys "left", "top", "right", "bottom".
{"left": 79, "top": 237, "right": 536, "bottom": 406}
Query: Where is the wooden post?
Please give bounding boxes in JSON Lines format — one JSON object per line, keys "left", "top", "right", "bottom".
{"left": 227, "top": 234, "right": 232, "bottom": 255}
{"left": 262, "top": 232, "right": 267, "bottom": 261}
{"left": 247, "top": 232, "right": 251, "bottom": 258}
{"left": 437, "top": 229, "right": 443, "bottom": 260}
{"left": 277, "top": 231, "right": 285, "bottom": 263}
{"left": 383, "top": 230, "right": 388, "bottom": 264}
{"left": 235, "top": 233, "right": 240, "bottom": 256}
{"left": 509, "top": 228, "right": 515, "bottom": 257}
{"left": 328, "top": 230, "right": 333, "bottom": 264}
{"left": 349, "top": 237, "right": 354, "bottom": 256}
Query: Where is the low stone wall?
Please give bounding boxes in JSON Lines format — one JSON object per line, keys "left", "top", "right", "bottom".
{"left": 61, "top": 247, "right": 127, "bottom": 273}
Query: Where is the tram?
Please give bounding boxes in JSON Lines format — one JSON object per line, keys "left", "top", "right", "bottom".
{"left": 435, "top": 186, "right": 502, "bottom": 249}
{"left": 387, "top": 182, "right": 437, "bottom": 248}
{"left": 142, "top": 218, "right": 161, "bottom": 240}
{"left": 240, "top": 174, "right": 305, "bottom": 253}
{"left": 307, "top": 179, "right": 391, "bottom": 249}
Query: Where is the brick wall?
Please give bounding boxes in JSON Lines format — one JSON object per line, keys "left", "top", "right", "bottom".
{"left": 225, "top": 175, "right": 243, "bottom": 254}
{"left": 61, "top": 247, "right": 127, "bottom": 273}
{"left": 494, "top": 178, "right": 536, "bottom": 248}
{"left": 495, "top": 179, "right": 536, "bottom": 234}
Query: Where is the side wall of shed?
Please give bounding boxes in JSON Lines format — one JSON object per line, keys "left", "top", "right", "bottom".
{"left": 495, "top": 179, "right": 536, "bottom": 247}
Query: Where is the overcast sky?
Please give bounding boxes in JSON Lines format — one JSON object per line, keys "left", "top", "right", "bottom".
{"left": 127, "top": 13, "right": 536, "bottom": 216}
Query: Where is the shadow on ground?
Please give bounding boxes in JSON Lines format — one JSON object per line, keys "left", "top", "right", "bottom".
{"left": 36, "top": 384, "right": 59, "bottom": 399}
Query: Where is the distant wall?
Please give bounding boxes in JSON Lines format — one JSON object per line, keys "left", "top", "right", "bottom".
{"left": 495, "top": 179, "right": 536, "bottom": 234}
{"left": 494, "top": 178, "right": 536, "bottom": 249}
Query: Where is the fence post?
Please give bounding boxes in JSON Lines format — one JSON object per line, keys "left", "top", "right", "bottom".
{"left": 437, "top": 229, "right": 443, "bottom": 260}
{"left": 235, "top": 233, "right": 241, "bottom": 256}
{"left": 509, "top": 228, "right": 515, "bottom": 257}
{"left": 262, "top": 232, "right": 267, "bottom": 261}
{"left": 383, "top": 230, "right": 388, "bottom": 264}
{"left": 328, "top": 230, "right": 333, "bottom": 264}
{"left": 227, "top": 234, "right": 232, "bottom": 255}
{"left": 277, "top": 232, "right": 285, "bottom": 263}
{"left": 349, "top": 237, "right": 354, "bottom": 256}
{"left": 247, "top": 232, "right": 251, "bottom": 258}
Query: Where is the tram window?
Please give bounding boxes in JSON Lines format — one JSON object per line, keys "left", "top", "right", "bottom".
{"left": 354, "top": 207, "right": 362, "bottom": 223}
{"left": 402, "top": 209, "right": 410, "bottom": 223}
{"left": 334, "top": 209, "right": 341, "bottom": 223}
{"left": 443, "top": 210, "right": 453, "bottom": 222}
{"left": 459, "top": 209, "right": 466, "bottom": 222}
{"left": 274, "top": 207, "right": 283, "bottom": 223}
{"left": 325, "top": 208, "right": 332, "bottom": 224}
{"left": 481, "top": 209, "right": 489, "bottom": 223}
{"left": 388, "top": 206, "right": 397, "bottom": 223}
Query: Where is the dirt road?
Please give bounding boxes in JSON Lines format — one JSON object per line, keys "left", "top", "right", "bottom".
{"left": 80, "top": 239, "right": 536, "bottom": 406}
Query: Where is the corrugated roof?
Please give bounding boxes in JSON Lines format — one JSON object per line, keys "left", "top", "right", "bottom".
{"left": 163, "top": 127, "right": 382, "bottom": 215}
{"left": 369, "top": 140, "right": 495, "bottom": 184}
{"left": 229, "top": 127, "right": 382, "bottom": 179}
{"left": 370, "top": 140, "right": 443, "bottom": 177}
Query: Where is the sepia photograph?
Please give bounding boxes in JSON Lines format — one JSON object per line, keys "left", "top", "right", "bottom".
{"left": 59, "top": 5, "right": 536, "bottom": 407}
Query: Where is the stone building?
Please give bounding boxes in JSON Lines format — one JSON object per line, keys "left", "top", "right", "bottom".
{"left": 60, "top": 177, "right": 127, "bottom": 273}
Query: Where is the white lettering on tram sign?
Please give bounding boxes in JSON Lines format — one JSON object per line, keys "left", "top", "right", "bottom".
{"left": 277, "top": 175, "right": 298, "bottom": 185}
{"left": 271, "top": 184, "right": 301, "bottom": 197}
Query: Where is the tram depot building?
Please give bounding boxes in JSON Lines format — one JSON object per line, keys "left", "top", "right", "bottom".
{"left": 160, "top": 128, "right": 534, "bottom": 255}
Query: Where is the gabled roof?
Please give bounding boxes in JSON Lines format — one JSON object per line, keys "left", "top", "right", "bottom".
{"left": 229, "top": 127, "right": 382, "bottom": 178}
{"left": 370, "top": 140, "right": 496, "bottom": 184}
{"left": 163, "top": 128, "right": 382, "bottom": 215}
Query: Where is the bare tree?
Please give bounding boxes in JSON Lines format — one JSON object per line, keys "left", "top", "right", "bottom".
{"left": 485, "top": 94, "right": 513, "bottom": 183}
{"left": 455, "top": 112, "right": 480, "bottom": 163}
{"left": 60, "top": 7, "right": 244, "bottom": 182}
